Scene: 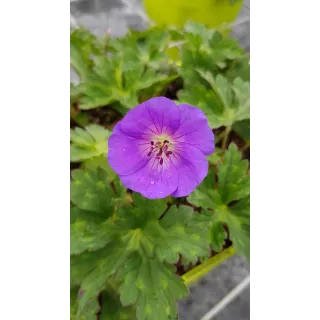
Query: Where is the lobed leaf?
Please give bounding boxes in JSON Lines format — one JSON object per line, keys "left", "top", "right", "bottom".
{"left": 70, "top": 124, "right": 110, "bottom": 162}
{"left": 70, "top": 28, "right": 104, "bottom": 79}
{"left": 70, "top": 206, "right": 115, "bottom": 255}
{"left": 77, "top": 241, "right": 132, "bottom": 318}
{"left": 147, "top": 205, "right": 210, "bottom": 264}
{"left": 71, "top": 27, "right": 176, "bottom": 113}
{"left": 178, "top": 74, "right": 249, "bottom": 129}
{"left": 188, "top": 144, "right": 250, "bottom": 261}
{"left": 117, "top": 252, "right": 189, "bottom": 320}
{"left": 70, "top": 168, "right": 119, "bottom": 217}
{"left": 210, "top": 221, "right": 227, "bottom": 252}
{"left": 218, "top": 143, "right": 250, "bottom": 204}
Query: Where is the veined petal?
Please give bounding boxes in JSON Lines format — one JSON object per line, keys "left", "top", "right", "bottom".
{"left": 172, "top": 104, "right": 214, "bottom": 156}
{"left": 108, "top": 132, "right": 150, "bottom": 176}
{"left": 171, "top": 144, "right": 209, "bottom": 197}
{"left": 120, "top": 97, "right": 181, "bottom": 139}
{"left": 119, "top": 153, "right": 179, "bottom": 199}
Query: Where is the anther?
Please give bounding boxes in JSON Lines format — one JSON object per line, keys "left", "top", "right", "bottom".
{"left": 160, "top": 158, "right": 163, "bottom": 165}
{"left": 147, "top": 151, "right": 152, "bottom": 156}
{"left": 151, "top": 141, "right": 154, "bottom": 145}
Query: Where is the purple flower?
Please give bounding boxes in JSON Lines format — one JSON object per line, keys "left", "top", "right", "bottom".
{"left": 108, "top": 97, "right": 214, "bottom": 199}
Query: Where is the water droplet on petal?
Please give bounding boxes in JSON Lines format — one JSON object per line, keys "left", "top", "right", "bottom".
{"left": 150, "top": 180, "right": 155, "bottom": 185}
{"left": 122, "top": 148, "right": 126, "bottom": 151}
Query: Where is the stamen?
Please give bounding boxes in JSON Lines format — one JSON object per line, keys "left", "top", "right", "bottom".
{"left": 148, "top": 138, "right": 174, "bottom": 162}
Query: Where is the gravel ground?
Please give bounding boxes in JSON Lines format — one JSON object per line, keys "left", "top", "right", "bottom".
{"left": 70, "top": 1, "right": 250, "bottom": 319}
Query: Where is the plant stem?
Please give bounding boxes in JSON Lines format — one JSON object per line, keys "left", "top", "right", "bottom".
{"left": 182, "top": 247, "right": 235, "bottom": 286}
{"left": 240, "top": 141, "right": 250, "bottom": 153}
{"left": 221, "top": 126, "right": 232, "bottom": 152}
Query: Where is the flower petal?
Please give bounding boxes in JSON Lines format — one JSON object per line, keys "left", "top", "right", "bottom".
{"left": 120, "top": 97, "right": 181, "bottom": 139}
{"left": 172, "top": 104, "right": 214, "bottom": 155}
{"left": 107, "top": 132, "right": 150, "bottom": 176}
{"left": 171, "top": 144, "right": 209, "bottom": 197}
{"left": 119, "top": 155, "right": 179, "bottom": 199}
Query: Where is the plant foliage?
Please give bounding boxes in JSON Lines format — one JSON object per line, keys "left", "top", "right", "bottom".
{"left": 70, "top": 20, "right": 250, "bottom": 320}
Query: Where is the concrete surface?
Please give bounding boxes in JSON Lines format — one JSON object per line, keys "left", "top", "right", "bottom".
{"left": 70, "top": 1, "right": 250, "bottom": 319}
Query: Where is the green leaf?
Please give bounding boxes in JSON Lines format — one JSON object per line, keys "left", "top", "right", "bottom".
{"left": 77, "top": 241, "right": 132, "bottom": 318}
{"left": 224, "top": 55, "right": 250, "bottom": 82}
{"left": 232, "top": 119, "right": 250, "bottom": 141}
{"left": 232, "top": 77, "right": 250, "bottom": 119}
{"left": 71, "top": 194, "right": 207, "bottom": 320}
{"left": 218, "top": 143, "right": 250, "bottom": 204}
{"left": 187, "top": 169, "right": 216, "bottom": 209}
{"left": 117, "top": 252, "right": 189, "bottom": 320}
{"left": 210, "top": 221, "right": 227, "bottom": 252}
{"left": 178, "top": 74, "right": 249, "bottom": 128}
{"left": 71, "top": 287, "right": 100, "bottom": 320}
{"left": 214, "top": 74, "right": 233, "bottom": 108}
{"left": 70, "top": 28, "right": 104, "bottom": 79}
{"left": 70, "top": 168, "right": 117, "bottom": 217}
{"left": 114, "top": 197, "right": 210, "bottom": 264}
{"left": 71, "top": 287, "right": 79, "bottom": 320}
{"left": 207, "top": 147, "right": 223, "bottom": 165}
{"left": 82, "top": 155, "right": 116, "bottom": 181}
{"left": 211, "top": 196, "right": 250, "bottom": 260}
{"left": 188, "top": 144, "right": 250, "bottom": 260}
{"left": 109, "top": 27, "right": 171, "bottom": 69}
{"left": 71, "top": 83, "right": 85, "bottom": 104}
{"left": 73, "top": 28, "right": 175, "bottom": 112}
{"left": 113, "top": 195, "right": 167, "bottom": 234}
{"left": 70, "top": 206, "right": 115, "bottom": 255}
{"left": 179, "top": 23, "right": 245, "bottom": 86}
{"left": 70, "top": 125, "right": 110, "bottom": 162}
{"left": 184, "top": 21, "right": 215, "bottom": 46}
{"left": 178, "top": 86, "right": 225, "bottom": 128}
{"left": 99, "top": 289, "right": 136, "bottom": 320}
{"left": 71, "top": 248, "right": 109, "bottom": 288}
{"left": 147, "top": 205, "right": 210, "bottom": 264}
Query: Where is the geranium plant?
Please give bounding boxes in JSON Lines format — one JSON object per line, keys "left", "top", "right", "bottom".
{"left": 70, "top": 21, "right": 250, "bottom": 320}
